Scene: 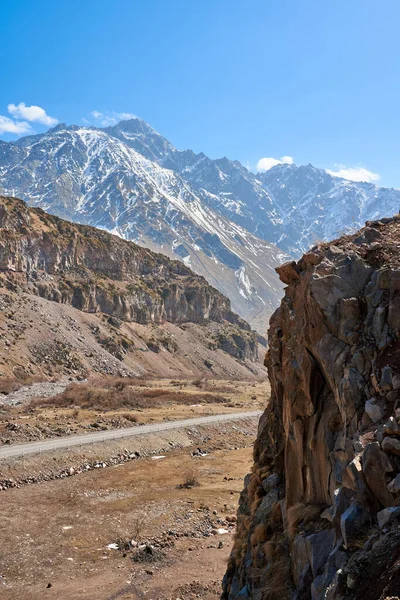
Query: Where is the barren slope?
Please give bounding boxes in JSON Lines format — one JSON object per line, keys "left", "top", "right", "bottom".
{"left": 0, "top": 196, "right": 266, "bottom": 381}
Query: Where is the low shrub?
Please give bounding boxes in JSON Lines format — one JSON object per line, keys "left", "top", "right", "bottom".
{"left": 30, "top": 378, "right": 227, "bottom": 411}
{"left": 179, "top": 469, "right": 200, "bottom": 489}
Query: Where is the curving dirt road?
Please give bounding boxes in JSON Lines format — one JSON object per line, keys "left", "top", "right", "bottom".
{"left": 0, "top": 410, "right": 261, "bottom": 459}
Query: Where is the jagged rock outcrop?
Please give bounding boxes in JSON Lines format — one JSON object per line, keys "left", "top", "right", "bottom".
{"left": 223, "top": 216, "right": 400, "bottom": 599}
{"left": 0, "top": 196, "right": 259, "bottom": 362}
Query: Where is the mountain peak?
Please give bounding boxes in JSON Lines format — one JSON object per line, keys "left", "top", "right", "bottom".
{"left": 104, "top": 117, "right": 175, "bottom": 162}
{"left": 47, "top": 122, "right": 68, "bottom": 133}
{"left": 0, "top": 120, "right": 399, "bottom": 332}
{"left": 105, "top": 116, "right": 154, "bottom": 134}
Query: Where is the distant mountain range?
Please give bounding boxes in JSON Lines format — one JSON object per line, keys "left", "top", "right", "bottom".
{"left": 1, "top": 118, "right": 399, "bottom": 332}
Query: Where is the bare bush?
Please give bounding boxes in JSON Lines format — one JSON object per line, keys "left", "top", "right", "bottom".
{"left": 131, "top": 516, "right": 146, "bottom": 541}
{"left": 179, "top": 470, "right": 200, "bottom": 489}
{"left": 192, "top": 378, "right": 204, "bottom": 388}
{"left": 30, "top": 378, "right": 227, "bottom": 412}
{"left": 131, "top": 545, "right": 165, "bottom": 564}
{"left": 120, "top": 412, "right": 138, "bottom": 423}
{"left": 0, "top": 378, "right": 22, "bottom": 395}
{"left": 0, "top": 375, "right": 47, "bottom": 396}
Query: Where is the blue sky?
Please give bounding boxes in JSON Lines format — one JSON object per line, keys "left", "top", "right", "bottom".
{"left": 1, "top": 0, "right": 399, "bottom": 186}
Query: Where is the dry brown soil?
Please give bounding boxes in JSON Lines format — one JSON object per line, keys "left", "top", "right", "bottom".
{"left": 0, "top": 430, "right": 255, "bottom": 600}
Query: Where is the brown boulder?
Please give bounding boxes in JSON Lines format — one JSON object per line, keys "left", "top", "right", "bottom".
{"left": 382, "top": 436, "right": 400, "bottom": 456}
{"left": 275, "top": 260, "right": 300, "bottom": 284}
{"left": 362, "top": 443, "right": 394, "bottom": 508}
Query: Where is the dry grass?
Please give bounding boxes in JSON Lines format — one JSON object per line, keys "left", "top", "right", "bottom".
{"left": 253, "top": 551, "right": 292, "bottom": 600}
{"left": 1, "top": 377, "right": 266, "bottom": 445}
{"left": 262, "top": 540, "right": 276, "bottom": 562}
{"left": 265, "top": 502, "right": 282, "bottom": 532}
{"left": 286, "top": 502, "right": 324, "bottom": 539}
{"left": 179, "top": 469, "right": 200, "bottom": 489}
{"left": 191, "top": 378, "right": 234, "bottom": 394}
{"left": 251, "top": 523, "right": 269, "bottom": 547}
{"left": 225, "top": 514, "right": 251, "bottom": 593}
{"left": 30, "top": 379, "right": 227, "bottom": 412}
{"left": 225, "top": 454, "right": 293, "bottom": 600}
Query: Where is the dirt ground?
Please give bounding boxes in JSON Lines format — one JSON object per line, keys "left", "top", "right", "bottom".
{"left": 0, "top": 429, "right": 255, "bottom": 600}
{"left": 0, "top": 378, "right": 268, "bottom": 445}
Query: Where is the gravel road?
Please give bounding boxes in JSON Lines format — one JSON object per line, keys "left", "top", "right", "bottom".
{"left": 0, "top": 411, "right": 262, "bottom": 459}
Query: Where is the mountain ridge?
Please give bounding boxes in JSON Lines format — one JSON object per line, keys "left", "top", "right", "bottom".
{"left": 1, "top": 117, "right": 400, "bottom": 332}
{"left": 0, "top": 122, "right": 287, "bottom": 332}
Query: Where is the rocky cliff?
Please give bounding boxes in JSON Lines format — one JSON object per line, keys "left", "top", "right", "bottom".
{"left": 223, "top": 216, "right": 400, "bottom": 599}
{"left": 0, "top": 196, "right": 261, "bottom": 370}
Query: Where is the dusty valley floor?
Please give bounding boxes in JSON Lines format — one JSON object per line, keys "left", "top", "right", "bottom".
{"left": 0, "top": 379, "right": 267, "bottom": 599}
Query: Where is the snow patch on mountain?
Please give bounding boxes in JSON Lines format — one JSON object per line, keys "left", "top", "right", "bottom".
{"left": 1, "top": 118, "right": 399, "bottom": 331}
{"left": 0, "top": 123, "right": 286, "bottom": 331}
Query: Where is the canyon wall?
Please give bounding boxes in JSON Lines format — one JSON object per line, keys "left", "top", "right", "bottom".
{"left": 223, "top": 216, "right": 400, "bottom": 599}
{"left": 0, "top": 196, "right": 259, "bottom": 362}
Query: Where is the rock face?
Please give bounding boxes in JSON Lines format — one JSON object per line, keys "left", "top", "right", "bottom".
{"left": 223, "top": 216, "right": 400, "bottom": 599}
{"left": 0, "top": 196, "right": 260, "bottom": 363}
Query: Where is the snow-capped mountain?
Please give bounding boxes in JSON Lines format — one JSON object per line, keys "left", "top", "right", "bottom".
{"left": 259, "top": 163, "right": 400, "bottom": 254}
{"left": 0, "top": 122, "right": 286, "bottom": 332}
{"left": 106, "top": 118, "right": 400, "bottom": 256}
{"left": 0, "top": 117, "right": 399, "bottom": 332}
{"left": 107, "top": 120, "right": 286, "bottom": 245}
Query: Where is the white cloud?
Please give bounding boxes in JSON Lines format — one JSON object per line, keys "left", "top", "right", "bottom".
{"left": 91, "top": 111, "right": 117, "bottom": 126}
{"left": 0, "top": 115, "right": 33, "bottom": 135}
{"left": 117, "top": 112, "right": 136, "bottom": 120}
{"left": 257, "top": 155, "right": 294, "bottom": 172}
{"left": 91, "top": 110, "right": 137, "bottom": 126}
{"left": 326, "top": 165, "right": 380, "bottom": 183}
{"left": 8, "top": 103, "right": 58, "bottom": 126}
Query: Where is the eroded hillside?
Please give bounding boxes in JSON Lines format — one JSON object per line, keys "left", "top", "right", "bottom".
{"left": 223, "top": 216, "right": 400, "bottom": 599}
{"left": 0, "top": 196, "right": 265, "bottom": 380}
